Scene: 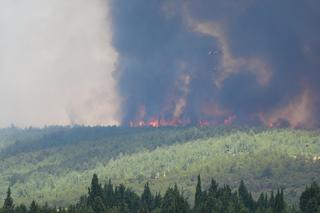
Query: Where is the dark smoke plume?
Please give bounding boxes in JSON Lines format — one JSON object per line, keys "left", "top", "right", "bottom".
{"left": 110, "top": 0, "right": 320, "bottom": 128}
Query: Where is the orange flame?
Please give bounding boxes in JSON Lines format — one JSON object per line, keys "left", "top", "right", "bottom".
{"left": 224, "top": 115, "right": 237, "bottom": 126}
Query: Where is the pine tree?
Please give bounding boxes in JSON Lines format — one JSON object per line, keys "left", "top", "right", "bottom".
{"left": 257, "top": 193, "right": 265, "bottom": 211}
{"left": 194, "top": 175, "right": 202, "bottom": 209}
{"left": 115, "top": 184, "right": 126, "bottom": 207}
{"left": 154, "top": 192, "right": 162, "bottom": 209}
{"left": 274, "top": 188, "right": 285, "bottom": 213}
{"left": 300, "top": 181, "right": 320, "bottom": 213}
{"left": 141, "top": 182, "right": 154, "bottom": 212}
{"left": 264, "top": 194, "right": 269, "bottom": 209}
{"left": 162, "top": 184, "right": 190, "bottom": 213}
{"left": 269, "top": 191, "right": 275, "bottom": 210}
{"left": 3, "top": 187, "right": 14, "bottom": 212}
{"left": 14, "top": 204, "right": 28, "bottom": 213}
{"left": 125, "top": 189, "right": 140, "bottom": 213}
{"left": 88, "top": 174, "right": 103, "bottom": 207}
{"left": 92, "top": 196, "right": 106, "bottom": 213}
{"left": 208, "top": 179, "right": 218, "bottom": 196}
{"left": 238, "top": 180, "right": 254, "bottom": 212}
{"left": 29, "top": 201, "right": 39, "bottom": 213}
{"left": 103, "top": 179, "right": 114, "bottom": 208}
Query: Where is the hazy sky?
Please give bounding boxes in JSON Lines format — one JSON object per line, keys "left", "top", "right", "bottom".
{"left": 0, "top": 0, "right": 119, "bottom": 127}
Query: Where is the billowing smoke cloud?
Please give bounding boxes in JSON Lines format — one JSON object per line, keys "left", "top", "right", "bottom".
{"left": 0, "top": 0, "right": 119, "bottom": 127}
{"left": 110, "top": 0, "right": 320, "bottom": 128}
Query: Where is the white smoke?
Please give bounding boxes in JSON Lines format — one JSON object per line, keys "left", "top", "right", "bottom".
{"left": 0, "top": 0, "right": 119, "bottom": 127}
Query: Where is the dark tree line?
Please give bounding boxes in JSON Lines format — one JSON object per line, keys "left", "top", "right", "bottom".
{"left": 1, "top": 174, "right": 320, "bottom": 213}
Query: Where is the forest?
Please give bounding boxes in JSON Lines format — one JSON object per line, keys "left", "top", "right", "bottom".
{"left": 1, "top": 174, "right": 320, "bottom": 213}
{"left": 0, "top": 126, "right": 319, "bottom": 207}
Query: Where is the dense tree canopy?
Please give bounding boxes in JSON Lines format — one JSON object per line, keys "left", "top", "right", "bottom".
{"left": 1, "top": 174, "right": 319, "bottom": 213}
{"left": 0, "top": 126, "right": 319, "bottom": 206}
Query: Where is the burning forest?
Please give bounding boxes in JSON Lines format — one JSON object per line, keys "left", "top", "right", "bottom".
{"left": 110, "top": 0, "right": 320, "bottom": 129}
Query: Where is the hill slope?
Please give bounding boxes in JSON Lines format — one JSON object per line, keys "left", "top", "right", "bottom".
{"left": 0, "top": 126, "right": 319, "bottom": 206}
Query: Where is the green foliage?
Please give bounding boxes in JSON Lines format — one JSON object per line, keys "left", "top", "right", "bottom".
{"left": 87, "top": 174, "right": 103, "bottom": 207}
{"left": 0, "top": 174, "right": 319, "bottom": 213}
{"left": 300, "top": 181, "right": 320, "bottom": 213}
{"left": 29, "top": 201, "right": 39, "bottom": 213}
{"left": 3, "top": 188, "right": 14, "bottom": 212}
{"left": 0, "top": 126, "right": 319, "bottom": 206}
{"left": 238, "top": 180, "right": 255, "bottom": 212}
{"left": 141, "top": 182, "right": 153, "bottom": 212}
{"left": 161, "top": 184, "right": 189, "bottom": 213}
{"left": 194, "top": 175, "right": 202, "bottom": 210}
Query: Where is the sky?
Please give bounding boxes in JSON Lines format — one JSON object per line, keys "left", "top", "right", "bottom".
{"left": 1, "top": 0, "right": 320, "bottom": 128}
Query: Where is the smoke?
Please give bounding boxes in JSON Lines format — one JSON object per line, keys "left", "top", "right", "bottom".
{"left": 0, "top": 0, "right": 119, "bottom": 127}
{"left": 1, "top": 1, "right": 319, "bottom": 128}
{"left": 110, "top": 0, "right": 320, "bottom": 128}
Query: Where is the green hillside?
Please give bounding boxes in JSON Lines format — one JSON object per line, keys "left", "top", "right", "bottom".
{"left": 0, "top": 126, "right": 319, "bottom": 206}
